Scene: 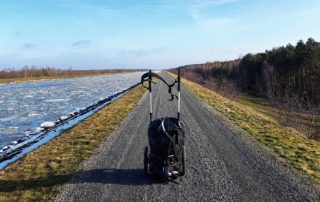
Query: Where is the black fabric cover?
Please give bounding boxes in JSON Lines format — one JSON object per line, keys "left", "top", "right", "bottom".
{"left": 147, "top": 117, "right": 185, "bottom": 177}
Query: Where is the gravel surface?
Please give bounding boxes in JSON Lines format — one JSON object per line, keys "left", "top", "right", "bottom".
{"left": 55, "top": 74, "right": 320, "bottom": 202}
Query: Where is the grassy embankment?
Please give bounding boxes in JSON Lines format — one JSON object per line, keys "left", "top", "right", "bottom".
{"left": 0, "top": 86, "right": 145, "bottom": 201}
{"left": 181, "top": 77, "right": 320, "bottom": 184}
{"left": 237, "top": 96, "right": 320, "bottom": 138}
{"left": 0, "top": 73, "right": 125, "bottom": 84}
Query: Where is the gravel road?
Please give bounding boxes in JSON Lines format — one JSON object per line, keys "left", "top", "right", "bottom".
{"left": 55, "top": 73, "right": 320, "bottom": 202}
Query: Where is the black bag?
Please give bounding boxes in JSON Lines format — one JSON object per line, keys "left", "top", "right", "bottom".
{"left": 147, "top": 117, "right": 185, "bottom": 178}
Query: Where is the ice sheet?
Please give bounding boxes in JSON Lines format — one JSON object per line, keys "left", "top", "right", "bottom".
{"left": 0, "top": 72, "right": 144, "bottom": 148}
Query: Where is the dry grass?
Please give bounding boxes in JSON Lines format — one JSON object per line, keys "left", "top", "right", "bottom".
{"left": 181, "top": 77, "right": 320, "bottom": 184}
{"left": 238, "top": 95, "right": 320, "bottom": 139}
{"left": 0, "top": 72, "right": 127, "bottom": 84}
{"left": 0, "top": 86, "right": 145, "bottom": 202}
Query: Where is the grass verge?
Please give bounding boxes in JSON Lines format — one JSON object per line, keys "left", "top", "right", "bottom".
{"left": 0, "top": 86, "right": 145, "bottom": 201}
{"left": 181, "top": 77, "right": 320, "bottom": 184}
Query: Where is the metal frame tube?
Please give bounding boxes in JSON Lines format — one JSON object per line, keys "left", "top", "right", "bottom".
{"left": 177, "top": 68, "right": 181, "bottom": 119}
{"left": 148, "top": 70, "right": 153, "bottom": 122}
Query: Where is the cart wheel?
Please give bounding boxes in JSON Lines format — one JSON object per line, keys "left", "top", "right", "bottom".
{"left": 144, "top": 147, "right": 149, "bottom": 175}
{"left": 163, "top": 166, "right": 170, "bottom": 180}
{"left": 180, "top": 146, "right": 186, "bottom": 176}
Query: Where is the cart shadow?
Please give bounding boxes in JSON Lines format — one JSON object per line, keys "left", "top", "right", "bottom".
{"left": 0, "top": 168, "right": 160, "bottom": 192}
{"left": 72, "top": 168, "right": 160, "bottom": 185}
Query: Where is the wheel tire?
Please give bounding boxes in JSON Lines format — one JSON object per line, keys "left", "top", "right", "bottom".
{"left": 180, "top": 146, "right": 186, "bottom": 176}
{"left": 144, "top": 147, "right": 149, "bottom": 175}
{"left": 163, "top": 166, "right": 169, "bottom": 180}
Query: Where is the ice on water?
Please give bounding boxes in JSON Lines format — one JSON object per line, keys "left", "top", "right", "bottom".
{"left": 0, "top": 72, "right": 144, "bottom": 148}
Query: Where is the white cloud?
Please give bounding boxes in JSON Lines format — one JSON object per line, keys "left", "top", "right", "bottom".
{"left": 120, "top": 48, "right": 167, "bottom": 57}
{"left": 187, "top": 0, "right": 238, "bottom": 31}
{"left": 23, "top": 43, "right": 36, "bottom": 49}
{"left": 189, "top": 0, "right": 237, "bottom": 20}
{"left": 72, "top": 40, "right": 91, "bottom": 47}
{"left": 196, "top": 18, "right": 238, "bottom": 29}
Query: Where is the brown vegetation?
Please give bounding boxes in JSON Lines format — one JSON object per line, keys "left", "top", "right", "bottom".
{"left": 0, "top": 66, "right": 142, "bottom": 82}
{"left": 176, "top": 60, "right": 240, "bottom": 100}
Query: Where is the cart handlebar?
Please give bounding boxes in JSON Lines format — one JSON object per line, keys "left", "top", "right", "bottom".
{"left": 141, "top": 69, "right": 181, "bottom": 122}
{"left": 140, "top": 71, "right": 178, "bottom": 101}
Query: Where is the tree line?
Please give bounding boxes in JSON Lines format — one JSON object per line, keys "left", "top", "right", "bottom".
{"left": 0, "top": 66, "right": 140, "bottom": 79}
{"left": 178, "top": 38, "right": 320, "bottom": 105}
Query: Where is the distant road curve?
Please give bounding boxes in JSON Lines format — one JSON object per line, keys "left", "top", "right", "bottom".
{"left": 55, "top": 73, "right": 320, "bottom": 202}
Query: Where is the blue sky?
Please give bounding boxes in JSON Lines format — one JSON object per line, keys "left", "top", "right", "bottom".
{"left": 0, "top": 0, "right": 319, "bottom": 69}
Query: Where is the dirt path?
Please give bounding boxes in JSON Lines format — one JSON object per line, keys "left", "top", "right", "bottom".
{"left": 55, "top": 73, "right": 320, "bottom": 202}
